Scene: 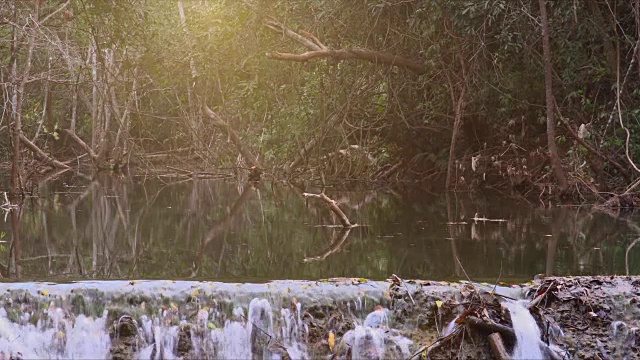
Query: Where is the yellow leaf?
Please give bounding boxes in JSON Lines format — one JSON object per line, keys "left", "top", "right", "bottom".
{"left": 328, "top": 331, "right": 335, "bottom": 351}
{"left": 435, "top": 300, "right": 443, "bottom": 308}
{"left": 40, "top": 289, "right": 49, "bottom": 296}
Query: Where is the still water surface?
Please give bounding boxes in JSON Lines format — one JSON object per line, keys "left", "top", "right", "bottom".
{"left": 1, "top": 174, "right": 639, "bottom": 282}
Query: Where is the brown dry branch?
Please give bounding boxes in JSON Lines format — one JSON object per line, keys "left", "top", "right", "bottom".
{"left": 390, "top": 274, "right": 416, "bottom": 305}
{"left": 554, "top": 104, "right": 629, "bottom": 182}
{"left": 19, "top": 134, "right": 69, "bottom": 169}
{"left": 375, "top": 161, "right": 403, "bottom": 181}
{"left": 36, "top": 166, "right": 72, "bottom": 186}
{"left": 488, "top": 332, "right": 510, "bottom": 360}
{"left": 302, "top": 192, "right": 353, "bottom": 228}
{"left": 264, "top": 18, "right": 427, "bottom": 75}
{"left": 202, "top": 105, "right": 261, "bottom": 169}
{"left": 406, "top": 326, "right": 463, "bottom": 360}
{"left": 286, "top": 110, "right": 343, "bottom": 174}
{"left": 625, "top": 177, "right": 640, "bottom": 194}
{"left": 465, "top": 316, "right": 515, "bottom": 341}
{"left": 62, "top": 129, "right": 98, "bottom": 163}
{"left": 465, "top": 315, "right": 563, "bottom": 360}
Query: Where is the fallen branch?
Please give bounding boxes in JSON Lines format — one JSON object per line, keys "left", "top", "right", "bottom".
{"left": 488, "top": 332, "right": 510, "bottom": 360}
{"left": 466, "top": 315, "right": 563, "bottom": 360}
{"left": 62, "top": 129, "right": 99, "bottom": 162}
{"left": 465, "top": 316, "right": 515, "bottom": 341}
{"left": 202, "top": 104, "right": 261, "bottom": 169}
{"left": 265, "top": 18, "right": 427, "bottom": 75}
{"left": 303, "top": 192, "right": 353, "bottom": 228}
{"left": 375, "top": 161, "right": 403, "bottom": 181}
{"left": 529, "top": 280, "right": 556, "bottom": 309}
{"left": 19, "top": 134, "right": 69, "bottom": 169}
{"left": 391, "top": 274, "right": 416, "bottom": 305}
{"left": 407, "top": 326, "right": 462, "bottom": 360}
{"left": 624, "top": 177, "right": 640, "bottom": 194}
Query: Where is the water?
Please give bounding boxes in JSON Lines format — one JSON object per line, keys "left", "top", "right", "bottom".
{"left": 505, "top": 300, "right": 544, "bottom": 359}
{"left": 0, "top": 307, "right": 110, "bottom": 359}
{"left": 0, "top": 174, "right": 639, "bottom": 282}
{"left": 0, "top": 280, "right": 409, "bottom": 359}
{"left": 343, "top": 307, "right": 412, "bottom": 359}
{"left": 442, "top": 314, "right": 460, "bottom": 336}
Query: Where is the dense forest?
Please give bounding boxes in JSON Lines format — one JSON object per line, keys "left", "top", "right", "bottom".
{"left": 2, "top": 0, "right": 640, "bottom": 201}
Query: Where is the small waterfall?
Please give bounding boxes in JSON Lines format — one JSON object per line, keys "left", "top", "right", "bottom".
{"left": 0, "top": 280, "right": 400, "bottom": 359}
{"left": 442, "top": 314, "right": 460, "bottom": 336}
{"left": 0, "top": 297, "right": 312, "bottom": 360}
{"left": 343, "top": 325, "right": 386, "bottom": 359}
{"left": 0, "top": 306, "right": 110, "bottom": 359}
{"left": 210, "top": 319, "right": 252, "bottom": 359}
{"left": 505, "top": 300, "right": 544, "bottom": 359}
{"left": 343, "top": 306, "right": 412, "bottom": 359}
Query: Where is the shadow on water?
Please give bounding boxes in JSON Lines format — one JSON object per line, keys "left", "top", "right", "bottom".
{"left": 1, "top": 174, "right": 640, "bottom": 282}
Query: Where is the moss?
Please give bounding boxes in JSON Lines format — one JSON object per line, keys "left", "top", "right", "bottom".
{"left": 70, "top": 294, "right": 87, "bottom": 315}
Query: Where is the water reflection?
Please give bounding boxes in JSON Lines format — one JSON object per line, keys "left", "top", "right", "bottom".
{"left": 1, "top": 175, "right": 639, "bottom": 282}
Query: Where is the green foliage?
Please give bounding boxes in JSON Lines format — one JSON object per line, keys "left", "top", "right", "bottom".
{"left": 1, "top": 0, "right": 638, "bottom": 189}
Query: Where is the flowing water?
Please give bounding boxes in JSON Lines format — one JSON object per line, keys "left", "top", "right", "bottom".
{"left": 504, "top": 300, "right": 544, "bottom": 359}
{"left": 0, "top": 280, "right": 406, "bottom": 359}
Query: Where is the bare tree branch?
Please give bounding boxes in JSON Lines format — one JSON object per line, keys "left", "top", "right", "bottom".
{"left": 265, "top": 18, "right": 427, "bottom": 75}
{"left": 19, "top": 134, "right": 70, "bottom": 169}
{"left": 303, "top": 192, "right": 353, "bottom": 228}
{"left": 62, "top": 129, "right": 98, "bottom": 162}
{"left": 40, "top": 0, "right": 71, "bottom": 25}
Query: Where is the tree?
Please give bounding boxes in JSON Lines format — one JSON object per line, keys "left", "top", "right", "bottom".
{"left": 539, "top": 0, "right": 568, "bottom": 192}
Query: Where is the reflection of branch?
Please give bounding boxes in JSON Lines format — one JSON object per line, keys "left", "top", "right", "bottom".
{"left": 336, "top": 191, "right": 379, "bottom": 211}
{"left": 626, "top": 237, "right": 640, "bottom": 276}
{"left": 303, "top": 228, "right": 351, "bottom": 263}
{"left": 191, "top": 183, "right": 255, "bottom": 277}
{"left": 595, "top": 206, "right": 640, "bottom": 275}
{"left": 303, "top": 192, "right": 353, "bottom": 227}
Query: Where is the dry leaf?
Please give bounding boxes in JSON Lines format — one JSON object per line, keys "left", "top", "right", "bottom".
{"left": 328, "top": 331, "right": 335, "bottom": 351}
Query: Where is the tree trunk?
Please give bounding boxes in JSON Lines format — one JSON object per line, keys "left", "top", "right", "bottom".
{"left": 8, "top": 0, "right": 21, "bottom": 195}
{"left": 10, "top": 0, "right": 40, "bottom": 194}
{"left": 446, "top": 87, "right": 465, "bottom": 191}
{"left": 539, "top": 0, "right": 568, "bottom": 191}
